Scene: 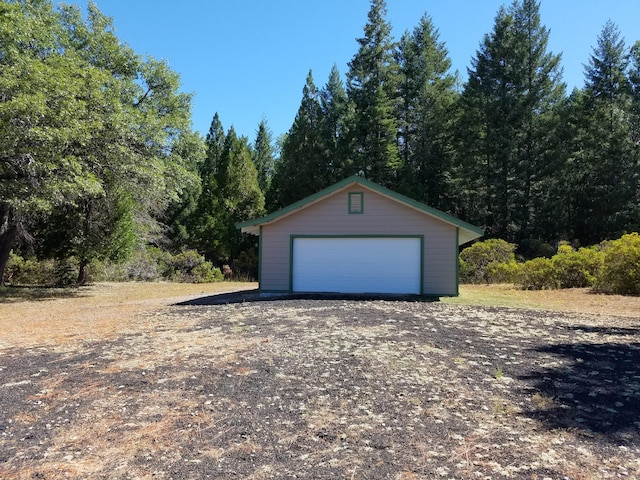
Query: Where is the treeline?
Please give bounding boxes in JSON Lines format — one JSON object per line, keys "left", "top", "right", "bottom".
{"left": 268, "top": 0, "right": 640, "bottom": 251}
{"left": 2, "top": 0, "right": 640, "bottom": 287}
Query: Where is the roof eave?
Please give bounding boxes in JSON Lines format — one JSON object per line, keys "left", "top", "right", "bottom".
{"left": 236, "top": 175, "right": 484, "bottom": 243}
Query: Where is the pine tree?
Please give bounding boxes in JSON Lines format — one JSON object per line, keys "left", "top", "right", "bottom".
{"left": 252, "top": 119, "right": 275, "bottom": 193}
{"left": 205, "top": 113, "right": 226, "bottom": 179}
{"left": 268, "top": 71, "right": 327, "bottom": 209}
{"left": 396, "top": 14, "right": 458, "bottom": 210}
{"left": 189, "top": 114, "right": 226, "bottom": 260}
{"left": 216, "top": 127, "right": 264, "bottom": 263}
{"left": 569, "top": 21, "right": 636, "bottom": 243}
{"left": 628, "top": 41, "right": 640, "bottom": 226}
{"left": 510, "top": 0, "right": 564, "bottom": 240}
{"left": 346, "top": 0, "right": 402, "bottom": 188}
{"left": 319, "top": 64, "right": 351, "bottom": 183}
{"left": 456, "top": 0, "right": 563, "bottom": 241}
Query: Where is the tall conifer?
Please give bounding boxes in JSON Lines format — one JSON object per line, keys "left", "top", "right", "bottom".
{"left": 320, "top": 64, "right": 351, "bottom": 183}
{"left": 268, "top": 71, "right": 326, "bottom": 209}
{"left": 456, "top": 0, "right": 563, "bottom": 241}
{"left": 569, "top": 21, "right": 636, "bottom": 243}
{"left": 346, "top": 0, "right": 402, "bottom": 188}
{"left": 396, "top": 14, "right": 458, "bottom": 210}
{"left": 252, "top": 119, "right": 275, "bottom": 193}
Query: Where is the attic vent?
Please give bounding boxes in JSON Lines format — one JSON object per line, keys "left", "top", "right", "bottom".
{"left": 348, "top": 192, "right": 364, "bottom": 214}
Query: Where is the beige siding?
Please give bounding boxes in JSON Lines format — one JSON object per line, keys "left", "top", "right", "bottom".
{"left": 260, "top": 185, "right": 458, "bottom": 295}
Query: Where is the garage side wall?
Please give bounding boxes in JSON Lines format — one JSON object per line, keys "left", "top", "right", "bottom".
{"left": 259, "top": 186, "right": 458, "bottom": 295}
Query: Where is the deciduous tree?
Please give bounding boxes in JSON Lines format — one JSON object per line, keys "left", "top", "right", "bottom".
{"left": 0, "top": 1, "right": 196, "bottom": 284}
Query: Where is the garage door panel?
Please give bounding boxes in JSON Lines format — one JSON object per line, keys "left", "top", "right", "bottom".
{"left": 292, "top": 237, "right": 421, "bottom": 294}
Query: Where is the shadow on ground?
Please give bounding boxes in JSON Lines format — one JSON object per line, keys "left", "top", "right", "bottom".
{"left": 0, "top": 285, "right": 87, "bottom": 303}
{"left": 175, "top": 289, "right": 440, "bottom": 306}
{"left": 520, "top": 325, "right": 640, "bottom": 439}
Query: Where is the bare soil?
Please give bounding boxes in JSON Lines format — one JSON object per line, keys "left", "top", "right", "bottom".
{"left": 1, "top": 283, "right": 639, "bottom": 479}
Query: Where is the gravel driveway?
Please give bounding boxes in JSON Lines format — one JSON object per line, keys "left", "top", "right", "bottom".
{"left": 1, "top": 296, "right": 639, "bottom": 479}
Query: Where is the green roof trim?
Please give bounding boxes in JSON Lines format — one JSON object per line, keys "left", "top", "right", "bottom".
{"left": 236, "top": 175, "right": 484, "bottom": 245}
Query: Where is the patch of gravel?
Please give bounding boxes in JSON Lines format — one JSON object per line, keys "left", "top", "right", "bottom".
{"left": 1, "top": 299, "right": 639, "bottom": 479}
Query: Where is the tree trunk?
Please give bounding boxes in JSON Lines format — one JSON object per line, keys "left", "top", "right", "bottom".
{"left": 77, "top": 259, "right": 88, "bottom": 286}
{"left": 0, "top": 204, "right": 18, "bottom": 287}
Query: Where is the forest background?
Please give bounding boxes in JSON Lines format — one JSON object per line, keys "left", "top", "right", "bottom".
{"left": 1, "top": 0, "right": 639, "bottom": 288}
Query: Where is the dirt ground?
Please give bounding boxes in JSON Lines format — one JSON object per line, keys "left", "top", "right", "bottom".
{"left": 0, "top": 283, "right": 639, "bottom": 479}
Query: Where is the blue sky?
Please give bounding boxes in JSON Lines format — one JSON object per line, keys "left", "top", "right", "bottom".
{"left": 71, "top": 1, "right": 639, "bottom": 141}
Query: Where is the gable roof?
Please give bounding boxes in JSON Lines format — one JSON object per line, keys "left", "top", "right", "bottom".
{"left": 237, "top": 175, "right": 484, "bottom": 245}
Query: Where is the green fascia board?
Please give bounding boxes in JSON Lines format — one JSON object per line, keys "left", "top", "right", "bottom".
{"left": 236, "top": 175, "right": 484, "bottom": 244}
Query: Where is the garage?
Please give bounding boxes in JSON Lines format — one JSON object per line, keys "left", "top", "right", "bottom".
{"left": 291, "top": 237, "right": 422, "bottom": 294}
{"left": 237, "top": 175, "right": 483, "bottom": 297}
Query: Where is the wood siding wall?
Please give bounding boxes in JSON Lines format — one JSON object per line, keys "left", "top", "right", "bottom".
{"left": 260, "top": 185, "right": 458, "bottom": 295}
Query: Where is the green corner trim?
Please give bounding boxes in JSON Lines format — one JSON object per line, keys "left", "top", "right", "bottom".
{"left": 258, "top": 225, "right": 263, "bottom": 287}
{"left": 455, "top": 227, "right": 460, "bottom": 297}
{"left": 288, "top": 235, "right": 295, "bottom": 292}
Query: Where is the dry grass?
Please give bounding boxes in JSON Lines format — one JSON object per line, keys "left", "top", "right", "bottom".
{"left": 1, "top": 282, "right": 637, "bottom": 352}
{"left": 0, "top": 281, "right": 256, "bottom": 350}
{"left": 446, "top": 283, "right": 640, "bottom": 318}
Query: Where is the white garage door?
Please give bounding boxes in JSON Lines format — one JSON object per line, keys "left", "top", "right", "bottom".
{"left": 292, "top": 237, "right": 421, "bottom": 294}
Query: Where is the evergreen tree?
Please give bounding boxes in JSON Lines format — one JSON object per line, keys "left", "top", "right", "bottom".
{"left": 569, "top": 21, "right": 636, "bottom": 243}
{"left": 268, "top": 71, "right": 326, "bottom": 209}
{"left": 189, "top": 113, "right": 226, "bottom": 260}
{"left": 36, "top": 188, "right": 136, "bottom": 285}
{"left": 252, "top": 119, "right": 275, "bottom": 193}
{"left": 319, "top": 64, "right": 352, "bottom": 183}
{"left": 346, "top": 0, "right": 402, "bottom": 188}
{"left": 456, "top": 0, "right": 563, "bottom": 241}
{"left": 510, "top": 0, "right": 565, "bottom": 240}
{"left": 216, "top": 127, "right": 264, "bottom": 263}
{"left": 585, "top": 21, "right": 631, "bottom": 102}
{"left": 396, "top": 14, "right": 458, "bottom": 210}
{"left": 628, "top": 41, "right": 640, "bottom": 224}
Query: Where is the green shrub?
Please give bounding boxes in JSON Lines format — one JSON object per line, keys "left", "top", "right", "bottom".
{"left": 5, "top": 252, "right": 31, "bottom": 285}
{"left": 551, "top": 243, "right": 603, "bottom": 288}
{"left": 4, "top": 247, "right": 224, "bottom": 286}
{"left": 485, "top": 260, "right": 522, "bottom": 284}
{"left": 3, "top": 252, "right": 82, "bottom": 286}
{"left": 459, "top": 239, "right": 517, "bottom": 283}
{"left": 165, "top": 250, "right": 223, "bottom": 283}
{"left": 595, "top": 233, "right": 640, "bottom": 295}
{"left": 52, "top": 257, "right": 78, "bottom": 287}
{"left": 517, "top": 257, "right": 557, "bottom": 290}
{"left": 190, "top": 261, "right": 224, "bottom": 283}
{"left": 5, "top": 252, "right": 53, "bottom": 285}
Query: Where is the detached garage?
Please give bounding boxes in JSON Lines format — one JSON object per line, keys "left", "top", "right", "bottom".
{"left": 237, "top": 176, "right": 483, "bottom": 297}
